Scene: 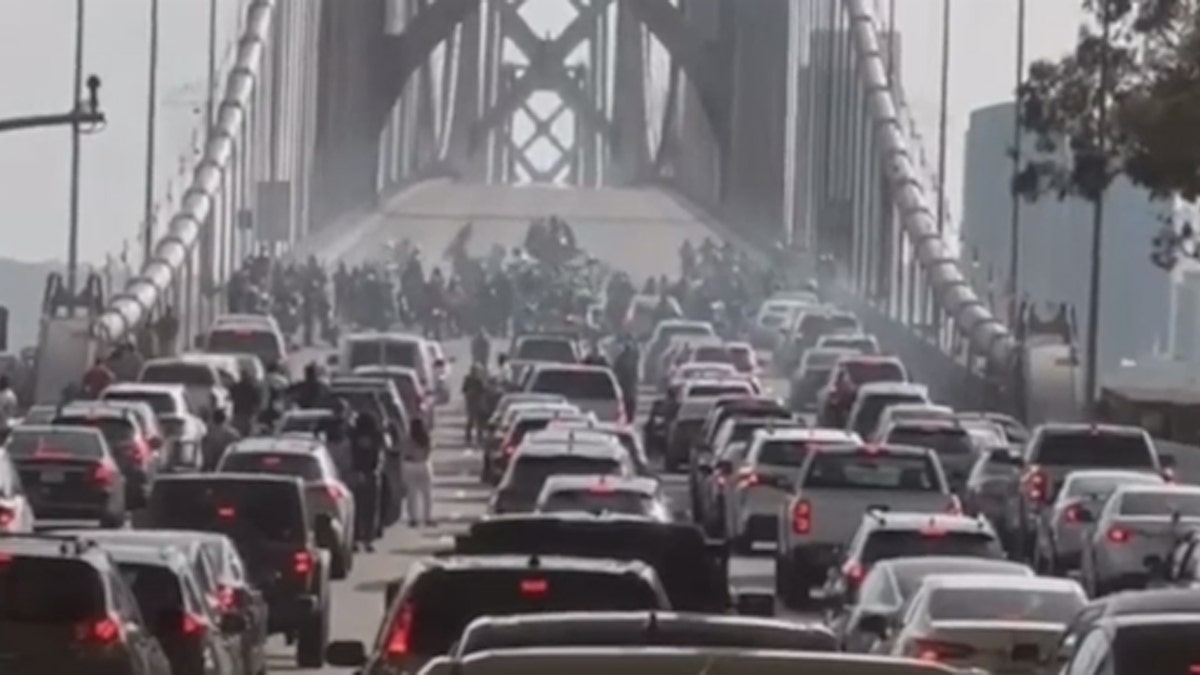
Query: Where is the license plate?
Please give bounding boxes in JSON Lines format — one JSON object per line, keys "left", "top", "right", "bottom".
{"left": 40, "top": 471, "right": 65, "bottom": 484}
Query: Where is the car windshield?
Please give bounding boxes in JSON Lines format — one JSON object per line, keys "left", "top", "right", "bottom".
{"left": 515, "top": 338, "right": 577, "bottom": 363}
{"left": 52, "top": 416, "right": 135, "bottom": 446}
{"left": 540, "top": 489, "right": 655, "bottom": 516}
{"left": 530, "top": 370, "right": 617, "bottom": 400}
{"left": 141, "top": 363, "right": 215, "bottom": 387}
{"left": 804, "top": 452, "right": 941, "bottom": 491}
{"left": 1036, "top": 432, "right": 1154, "bottom": 467}
{"left": 1118, "top": 491, "right": 1200, "bottom": 517}
{"left": 347, "top": 339, "right": 418, "bottom": 370}
{"left": 862, "top": 531, "right": 1004, "bottom": 565}
{"left": 1112, "top": 623, "right": 1200, "bottom": 674}
{"left": 219, "top": 453, "right": 323, "bottom": 482}
{"left": 823, "top": 337, "right": 876, "bottom": 354}
{"left": 207, "top": 329, "right": 281, "bottom": 364}
{"left": 855, "top": 394, "right": 927, "bottom": 436}
{"left": 7, "top": 429, "right": 104, "bottom": 460}
{"left": 0, "top": 558, "right": 106, "bottom": 623}
{"left": 103, "top": 391, "right": 176, "bottom": 415}
{"left": 757, "top": 439, "right": 823, "bottom": 468}
{"left": 927, "top": 587, "right": 1082, "bottom": 624}
{"left": 147, "top": 480, "right": 306, "bottom": 544}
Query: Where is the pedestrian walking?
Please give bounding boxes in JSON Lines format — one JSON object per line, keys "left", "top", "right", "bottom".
{"left": 403, "top": 418, "right": 434, "bottom": 527}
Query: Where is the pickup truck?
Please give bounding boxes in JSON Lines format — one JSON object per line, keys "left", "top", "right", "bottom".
{"left": 774, "top": 443, "right": 959, "bottom": 607}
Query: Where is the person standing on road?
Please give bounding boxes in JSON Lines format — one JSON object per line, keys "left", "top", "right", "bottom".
{"left": 471, "top": 327, "right": 490, "bottom": 367}
{"left": 230, "top": 367, "right": 262, "bottom": 435}
{"left": 403, "top": 418, "right": 434, "bottom": 527}
{"left": 82, "top": 358, "right": 115, "bottom": 399}
{"left": 614, "top": 339, "right": 639, "bottom": 424}
{"left": 350, "top": 412, "right": 384, "bottom": 552}
{"left": 201, "top": 409, "right": 240, "bottom": 471}
{"left": 461, "top": 364, "right": 487, "bottom": 445}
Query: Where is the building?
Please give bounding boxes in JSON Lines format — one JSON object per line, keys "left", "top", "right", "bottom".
{"left": 959, "top": 101, "right": 1172, "bottom": 385}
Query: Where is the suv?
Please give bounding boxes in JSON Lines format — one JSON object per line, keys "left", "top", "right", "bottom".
{"left": 323, "top": 554, "right": 669, "bottom": 674}
{"left": 144, "top": 474, "right": 332, "bottom": 667}
{"left": 816, "top": 357, "right": 909, "bottom": 429}
{"left": 0, "top": 532, "right": 172, "bottom": 674}
{"left": 491, "top": 442, "right": 630, "bottom": 515}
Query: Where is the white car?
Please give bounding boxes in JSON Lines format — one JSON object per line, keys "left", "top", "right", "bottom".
{"left": 215, "top": 436, "right": 356, "bottom": 579}
{"left": 535, "top": 474, "right": 670, "bottom": 521}
{"left": 0, "top": 448, "right": 35, "bottom": 533}
{"left": 890, "top": 573, "right": 1086, "bottom": 671}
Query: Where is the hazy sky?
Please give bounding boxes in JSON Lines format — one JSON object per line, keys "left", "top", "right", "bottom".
{"left": 0, "top": 0, "right": 1084, "bottom": 264}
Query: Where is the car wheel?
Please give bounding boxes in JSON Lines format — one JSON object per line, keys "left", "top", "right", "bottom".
{"left": 295, "top": 604, "right": 328, "bottom": 669}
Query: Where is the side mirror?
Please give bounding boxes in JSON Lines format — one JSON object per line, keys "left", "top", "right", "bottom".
{"left": 1161, "top": 454, "right": 1177, "bottom": 469}
{"left": 857, "top": 613, "right": 889, "bottom": 638}
{"left": 325, "top": 640, "right": 369, "bottom": 667}
{"left": 384, "top": 580, "right": 401, "bottom": 609}
{"left": 1052, "top": 635, "right": 1077, "bottom": 663}
{"left": 219, "top": 612, "right": 247, "bottom": 634}
{"left": 734, "top": 590, "right": 775, "bottom": 617}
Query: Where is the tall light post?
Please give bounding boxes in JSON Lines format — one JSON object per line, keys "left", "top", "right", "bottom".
{"left": 932, "top": 0, "right": 951, "bottom": 334}
{"left": 142, "top": 0, "right": 161, "bottom": 265}
{"left": 1008, "top": 0, "right": 1027, "bottom": 324}
{"left": 1083, "top": 2, "right": 1114, "bottom": 405}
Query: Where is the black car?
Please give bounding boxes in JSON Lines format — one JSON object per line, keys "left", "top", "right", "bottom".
{"left": 101, "top": 543, "right": 245, "bottom": 675}
{"left": 53, "top": 405, "right": 160, "bottom": 508}
{"left": 144, "top": 474, "right": 332, "bottom": 667}
{"left": 7, "top": 425, "right": 127, "bottom": 527}
{"left": 324, "top": 554, "right": 669, "bottom": 675}
{"left": 0, "top": 532, "right": 172, "bottom": 675}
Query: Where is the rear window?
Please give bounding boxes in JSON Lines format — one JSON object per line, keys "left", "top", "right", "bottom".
{"left": 862, "top": 530, "right": 1003, "bottom": 565}
{"left": 219, "top": 453, "right": 323, "bottom": 482}
{"left": 103, "top": 391, "right": 175, "bottom": 415}
{"left": 855, "top": 394, "right": 927, "bottom": 436}
{"left": 659, "top": 324, "right": 712, "bottom": 341}
{"left": 147, "top": 480, "right": 307, "bottom": 544}
{"left": 692, "top": 346, "right": 732, "bottom": 364}
{"left": 280, "top": 415, "right": 330, "bottom": 434}
{"left": 541, "top": 489, "right": 655, "bottom": 516}
{"left": 347, "top": 340, "right": 419, "bottom": 370}
{"left": 7, "top": 429, "right": 104, "bottom": 460}
{"left": 804, "top": 452, "right": 942, "bottom": 491}
{"left": 1035, "top": 432, "right": 1154, "bottom": 468}
{"left": 1118, "top": 491, "right": 1200, "bottom": 517}
{"left": 688, "top": 384, "right": 751, "bottom": 398}
{"left": 844, "top": 360, "right": 905, "bottom": 384}
{"left": 927, "top": 587, "right": 1082, "bottom": 624}
{"left": 0, "top": 557, "right": 106, "bottom": 622}
{"left": 53, "top": 416, "right": 135, "bottom": 446}
{"left": 757, "top": 440, "right": 821, "bottom": 468}
{"left": 515, "top": 338, "right": 577, "bottom": 364}
{"left": 829, "top": 315, "right": 860, "bottom": 332}
{"left": 118, "top": 563, "right": 184, "bottom": 620}
{"left": 403, "top": 569, "right": 661, "bottom": 655}
{"left": 508, "top": 456, "right": 623, "bottom": 493}
{"left": 141, "top": 363, "right": 215, "bottom": 387}
{"left": 885, "top": 428, "right": 974, "bottom": 457}
{"left": 530, "top": 370, "right": 618, "bottom": 400}
{"left": 824, "top": 338, "right": 877, "bottom": 354}
{"left": 1112, "top": 623, "right": 1200, "bottom": 674}
{"left": 206, "top": 329, "right": 281, "bottom": 364}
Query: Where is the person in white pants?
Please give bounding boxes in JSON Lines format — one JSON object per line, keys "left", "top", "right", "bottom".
{"left": 403, "top": 418, "right": 434, "bottom": 527}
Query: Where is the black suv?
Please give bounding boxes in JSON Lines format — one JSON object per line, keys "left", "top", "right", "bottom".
{"left": 144, "top": 474, "right": 332, "bottom": 667}
{"left": 0, "top": 532, "right": 171, "bottom": 675}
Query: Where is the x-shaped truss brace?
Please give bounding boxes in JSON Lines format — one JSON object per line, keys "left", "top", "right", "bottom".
{"left": 507, "top": 93, "right": 576, "bottom": 181}
{"left": 469, "top": 0, "right": 613, "bottom": 151}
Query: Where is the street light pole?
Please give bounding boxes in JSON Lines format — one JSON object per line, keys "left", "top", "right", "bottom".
{"left": 66, "top": 0, "right": 85, "bottom": 302}
{"left": 1083, "top": 3, "right": 1113, "bottom": 405}
{"left": 142, "top": 0, "right": 161, "bottom": 266}
{"left": 932, "top": 0, "right": 951, "bottom": 334}
{"left": 1008, "top": 0, "right": 1027, "bottom": 323}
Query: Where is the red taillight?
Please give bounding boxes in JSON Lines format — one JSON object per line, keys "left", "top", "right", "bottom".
{"left": 216, "top": 505, "right": 237, "bottom": 520}
{"left": 1024, "top": 466, "right": 1048, "bottom": 502}
{"left": 1107, "top": 526, "right": 1132, "bottom": 544}
{"left": 216, "top": 586, "right": 236, "bottom": 612}
{"left": 323, "top": 483, "right": 345, "bottom": 500}
{"left": 384, "top": 604, "right": 414, "bottom": 658}
{"left": 92, "top": 462, "right": 117, "bottom": 487}
{"left": 1064, "top": 504, "right": 1085, "bottom": 523}
{"left": 588, "top": 483, "right": 615, "bottom": 494}
{"left": 844, "top": 562, "right": 866, "bottom": 586}
{"left": 181, "top": 612, "right": 208, "bottom": 637}
{"left": 791, "top": 499, "right": 812, "bottom": 534}
{"left": 0, "top": 506, "right": 13, "bottom": 530}
{"left": 520, "top": 578, "right": 549, "bottom": 596}
{"left": 293, "top": 550, "right": 314, "bottom": 576}
{"left": 76, "top": 614, "right": 123, "bottom": 646}
{"left": 129, "top": 439, "right": 151, "bottom": 466}
{"left": 914, "top": 638, "right": 976, "bottom": 661}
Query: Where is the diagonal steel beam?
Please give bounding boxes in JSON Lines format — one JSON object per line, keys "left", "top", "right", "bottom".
{"left": 517, "top": 101, "right": 571, "bottom": 155}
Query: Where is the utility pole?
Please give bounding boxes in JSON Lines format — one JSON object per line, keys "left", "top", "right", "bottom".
{"left": 1008, "top": 0, "right": 1027, "bottom": 323}
{"left": 67, "top": 0, "right": 86, "bottom": 302}
{"left": 1083, "top": 3, "right": 1113, "bottom": 405}
{"left": 142, "top": 0, "right": 161, "bottom": 265}
{"left": 932, "top": 0, "right": 951, "bottom": 335}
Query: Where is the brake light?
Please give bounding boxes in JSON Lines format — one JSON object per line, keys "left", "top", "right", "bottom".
{"left": 588, "top": 482, "right": 615, "bottom": 494}
{"left": 293, "top": 550, "right": 314, "bottom": 576}
{"left": 0, "top": 506, "right": 13, "bottom": 531}
{"left": 181, "top": 612, "right": 208, "bottom": 637}
{"left": 323, "top": 483, "right": 346, "bottom": 500}
{"left": 1064, "top": 504, "right": 1085, "bottom": 523}
{"left": 791, "top": 499, "right": 812, "bottom": 534}
{"left": 914, "top": 638, "right": 976, "bottom": 661}
{"left": 92, "top": 462, "right": 116, "bottom": 487}
{"left": 384, "top": 604, "right": 414, "bottom": 658}
{"left": 216, "top": 586, "right": 236, "bottom": 612}
{"left": 216, "top": 505, "right": 237, "bottom": 520}
{"left": 76, "top": 614, "right": 123, "bottom": 646}
{"left": 520, "top": 578, "right": 549, "bottom": 596}
{"left": 844, "top": 562, "right": 866, "bottom": 586}
{"left": 919, "top": 525, "right": 948, "bottom": 537}
{"left": 1106, "top": 526, "right": 1132, "bottom": 544}
{"left": 1024, "top": 465, "right": 1048, "bottom": 502}
{"left": 129, "top": 438, "right": 151, "bottom": 466}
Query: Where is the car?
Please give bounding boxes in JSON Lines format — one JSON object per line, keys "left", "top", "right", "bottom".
{"left": 491, "top": 440, "right": 632, "bottom": 514}
{"left": 835, "top": 556, "right": 1034, "bottom": 653}
{"left": 878, "top": 419, "right": 976, "bottom": 492}
{"left": 450, "top": 611, "right": 837, "bottom": 657}
{"left": 535, "top": 475, "right": 671, "bottom": 520}
{"left": 53, "top": 404, "right": 160, "bottom": 509}
{"left": 725, "top": 342, "right": 759, "bottom": 376}
{"left": 1013, "top": 423, "right": 1172, "bottom": 559}
{"left": 787, "top": 347, "right": 857, "bottom": 412}
{"left": 0, "top": 532, "right": 172, "bottom": 675}
{"left": 487, "top": 406, "right": 591, "bottom": 482}
{"left": 643, "top": 320, "right": 715, "bottom": 382}
{"left": 870, "top": 403, "right": 956, "bottom": 442}
{"left": 815, "top": 333, "right": 880, "bottom": 355}
{"left": 1052, "top": 589, "right": 1200, "bottom": 668}
{"left": 96, "top": 543, "right": 246, "bottom": 675}
{"left": 695, "top": 395, "right": 793, "bottom": 457}
{"left": 691, "top": 416, "right": 803, "bottom": 532}
{"left": 843, "top": 382, "right": 929, "bottom": 440}
{"left": 778, "top": 309, "right": 860, "bottom": 373}
{"left": 1061, "top": 613, "right": 1200, "bottom": 674}
{"left": 624, "top": 294, "right": 683, "bottom": 341}
{"left": 752, "top": 297, "right": 816, "bottom": 349}
{"left": 155, "top": 413, "right": 207, "bottom": 473}
{"left": 722, "top": 427, "right": 860, "bottom": 552}
{"left": 452, "top": 514, "right": 734, "bottom": 613}
{"left": 961, "top": 445, "right": 1025, "bottom": 548}
{"left": 6, "top": 425, "right": 126, "bottom": 526}
{"left": 816, "top": 356, "right": 911, "bottom": 429}
{"left": 678, "top": 377, "right": 757, "bottom": 400}
{"left": 323, "top": 554, "right": 670, "bottom": 675}
{"left": 529, "top": 424, "right": 653, "bottom": 477}
{"left": 775, "top": 443, "right": 959, "bottom": 608}
{"left": 523, "top": 363, "right": 626, "bottom": 423}
{"left": 1033, "top": 469, "right": 1166, "bottom": 574}
{"left": 1079, "top": 483, "right": 1200, "bottom": 596}
{"left": 0, "top": 448, "right": 35, "bottom": 533}
{"left": 956, "top": 410, "right": 1029, "bottom": 447}
{"left": 138, "top": 356, "right": 230, "bottom": 418}
{"left": 352, "top": 365, "right": 436, "bottom": 428}
{"left": 668, "top": 362, "right": 739, "bottom": 391}
{"left": 144, "top": 474, "right": 332, "bottom": 667}
{"left": 52, "top": 528, "right": 269, "bottom": 675}
{"left": 665, "top": 397, "right": 723, "bottom": 472}
{"left": 888, "top": 574, "right": 1086, "bottom": 671}
{"left": 334, "top": 331, "right": 437, "bottom": 391}
{"left": 100, "top": 382, "right": 193, "bottom": 417}
{"left": 215, "top": 437, "right": 356, "bottom": 579}
{"left": 822, "top": 512, "right": 1005, "bottom": 608}
{"left": 510, "top": 333, "right": 581, "bottom": 364}
{"left": 203, "top": 320, "right": 287, "bottom": 370}
{"left": 328, "top": 376, "right": 410, "bottom": 436}
{"left": 17, "top": 404, "right": 59, "bottom": 426}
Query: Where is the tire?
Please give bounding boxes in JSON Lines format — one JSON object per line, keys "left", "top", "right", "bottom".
{"left": 295, "top": 603, "right": 328, "bottom": 669}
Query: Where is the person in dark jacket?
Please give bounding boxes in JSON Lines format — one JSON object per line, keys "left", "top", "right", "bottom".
{"left": 614, "top": 340, "right": 639, "bottom": 423}
{"left": 349, "top": 412, "right": 385, "bottom": 551}
{"left": 229, "top": 368, "right": 262, "bottom": 435}
{"left": 290, "top": 362, "right": 329, "bottom": 409}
